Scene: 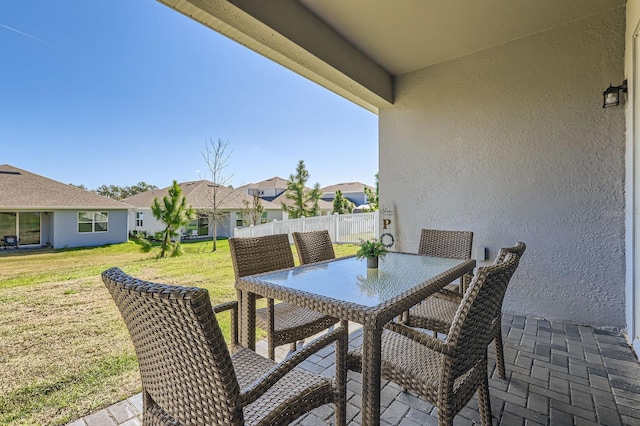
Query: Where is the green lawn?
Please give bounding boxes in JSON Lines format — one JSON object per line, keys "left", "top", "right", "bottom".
{"left": 0, "top": 239, "right": 358, "bottom": 425}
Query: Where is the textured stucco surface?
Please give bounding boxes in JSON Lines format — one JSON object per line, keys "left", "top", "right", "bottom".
{"left": 379, "top": 9, "right": 626, "bottom": 328}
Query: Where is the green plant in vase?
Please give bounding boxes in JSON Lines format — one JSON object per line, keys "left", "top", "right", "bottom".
{"left": 356, "top": 238, "right": 389, "bottom": 268}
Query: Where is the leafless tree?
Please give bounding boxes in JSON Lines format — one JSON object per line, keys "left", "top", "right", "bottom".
{"left": 241, "top": 192, "right": 265, "bottom": 226}
{"left": 200, "top": 138, "right": 234, "bottom": 251}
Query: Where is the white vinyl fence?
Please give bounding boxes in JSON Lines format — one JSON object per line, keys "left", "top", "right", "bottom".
{"left": 233, "top": 211, "right": 379, "bottom": 243}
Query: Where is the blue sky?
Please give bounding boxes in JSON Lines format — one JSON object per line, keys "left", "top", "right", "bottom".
{"left": 1, "top": 0, "right": 378, "bottom": 190}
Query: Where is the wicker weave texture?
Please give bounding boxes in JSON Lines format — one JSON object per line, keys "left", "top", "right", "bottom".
{"left": 229, "top": 234, "right": 339, "bottom": 360}
{"left": 348, "top": 253, "right": 521, "bottom": 426}
{"left": 407, "top": 242, "right": 526, "bottom": 379}
{"left": 292, "top": 230, "right": 336, "bottom": 265}
{"left": 229, "top": 234, "right": 295, "bottom": 280}
{"left": 237, "top": 253, "right": 476, "bottom": 426}
{"left": 102, "top": 267, "right": 346, "bottom": 426}
{"left": 418, "top": 229, "right": 473, "bottom": 260}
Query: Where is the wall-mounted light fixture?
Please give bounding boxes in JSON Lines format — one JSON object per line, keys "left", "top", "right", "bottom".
{"left": 603, "top": 80, "right": 627, "bottom": 108}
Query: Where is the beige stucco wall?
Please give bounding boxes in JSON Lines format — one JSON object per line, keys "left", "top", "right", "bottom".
{"left": 380, "top": 8, "right": 626, "bottom": 327}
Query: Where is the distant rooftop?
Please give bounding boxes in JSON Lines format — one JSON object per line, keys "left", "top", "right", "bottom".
{"left": 271, "top": 191, "right": 333, "bottom": 210}
{"left": 0, "top": 164, "right": 131, "bottom": 210}
{"left": 122, "top": 180, "right": 281, "bottom": 210}
{"left": 237, "top": 176, "right": 290, "bottom": 191}
{"left": 320, "top": 182, "right": 373, "bottom": 194}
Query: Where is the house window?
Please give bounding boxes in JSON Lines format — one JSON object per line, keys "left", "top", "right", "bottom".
{"left": 236, "top": 219, "right": 244, "bottom": 227}
{"left": 0, "top": 212, "right": 41, "bottom": 245}
{"left": 185, "top": 215, "right": 208, "bottom": 236}
{"left": 78, "top": 212, "right": 108, "bottom": 233}
{"left": 136, "top": 212, "right": 143, "bottom": 227}
{"left": 260, "top": 212, "right": 268, "bottom": 224}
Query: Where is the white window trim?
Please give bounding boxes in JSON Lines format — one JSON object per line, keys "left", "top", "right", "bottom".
{"left": 78, "top": 211, "right": 109, "bottom": 233}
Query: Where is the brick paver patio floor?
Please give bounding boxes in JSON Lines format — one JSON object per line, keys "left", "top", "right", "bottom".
{"left": 68, "top": 314, "right": 640, "bottom": 426}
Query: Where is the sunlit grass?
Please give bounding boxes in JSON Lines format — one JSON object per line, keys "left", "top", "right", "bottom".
{"left": 0, "top": 239, "right": 358, "bottom": 425}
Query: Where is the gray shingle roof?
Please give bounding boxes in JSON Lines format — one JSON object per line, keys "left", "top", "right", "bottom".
{"left": 271, "top": 191, "right": 333, "bottom": 210}
{"left": 237, "top": 176, "right": 289, "bottom": 191}
{"left": 122, "top": 180, "right": 281, "bottom": 210}
{"left": 0, "top": 164, "right": 131, "bottom": 209}
{"left": 319, "top": 182, "right": 373, "bottom": 194}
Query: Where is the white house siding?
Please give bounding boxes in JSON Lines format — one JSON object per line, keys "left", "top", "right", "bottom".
{"left": 52, "top": 210, "right": 129, "bottom": 249}
{"left": 265, "top": 210, "right": 283, "bottom": 222}
{"left": 129, "top": 209, "right": 284, "bottom": 240}
{"left": 42, "top": 212, "right": 53, "bottom": 246}
{"left": 214, "top": 214, "right": 233, "bottom": 238}
{"left": 379, "top": 9, "right": 626, "bottom": 328}
{"left": 128, "top": 208, "right": 163, "bottom": 236}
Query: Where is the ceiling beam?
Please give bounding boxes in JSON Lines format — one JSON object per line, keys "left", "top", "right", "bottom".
{"left": 157, "top": 0, "right": 393, "bottom": 113}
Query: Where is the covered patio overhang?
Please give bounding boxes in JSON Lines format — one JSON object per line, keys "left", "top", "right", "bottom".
{"left": 157, "top": 0, "right": 637, "bottom": 350}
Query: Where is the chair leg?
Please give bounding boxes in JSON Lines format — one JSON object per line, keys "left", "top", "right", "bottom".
{"left": 437, "top": 392, "right": 455, "bottom": 426}
{"left": 334, "top": 320, "right": 348, "bottom": 426}
{"left": 437, "top": 409, "right": 454, "bottom": 426}
{"left": 494, "top": 325, "right": 506, "bottom": 379}
{"left": 268, "top": 342, "right": 275, "bottom": 361}
{"left": 268, "top": 298, "right": 275, "bottom": 360}
{"left": 478, "top": 364, "right": 492, "bottom": 426}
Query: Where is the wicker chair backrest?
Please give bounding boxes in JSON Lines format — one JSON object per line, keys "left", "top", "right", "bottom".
{"left": 445, "top": 253, "right": 520, "bottom": 379}
{"left": 494, "top": 242, "right": 527, "bottom": 265}
{"left": 229, "top": 234, "right": 295, "bottom": 279}
{"left": 292, "top": 230, "right": 336, "bottom": 265}
{"left": 102, "top": 267, "right": 243, "bottom": 425}
{"left": 418, "top": 229, "right": 473, "bottom": 259}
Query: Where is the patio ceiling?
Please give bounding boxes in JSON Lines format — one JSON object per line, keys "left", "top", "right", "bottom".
{"left": 158, "top": 0, "right": 625, "bottom": 112}
{"left": 298, "top": 0, "right": 625, "bottom": 76}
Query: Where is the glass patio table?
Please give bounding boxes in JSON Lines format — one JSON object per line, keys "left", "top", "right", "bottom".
{"left": 236, "top": 252, "right": 475, "bottom": 426}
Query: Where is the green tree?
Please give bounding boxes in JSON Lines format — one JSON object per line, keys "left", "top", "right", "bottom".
{"left": 151, "top": 180, "right": 195, "bottom": 258}
{"left": 363, "top": 173, "right": 379, "bottom": 212}
{"left": 94, "top": 184, "right": 124, "bottom": 199}
{"left": 282, "top": 160, "right": 322, "bottom": 218}
{"left": 128, "top": 182, "right": 159, "bottom": 197}
{"left": 308, "top": 183, "right": 323, "bottom": 217}
{"left": 92, "top": 182, "right": 159, "bottom": 200}
{"left": 332, "top": 190, "right": 355, "bottom": 214}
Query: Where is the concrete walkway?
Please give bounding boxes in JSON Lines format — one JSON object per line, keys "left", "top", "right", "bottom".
{"left": 68, "top": 314, "right": 640, "bottom": 425}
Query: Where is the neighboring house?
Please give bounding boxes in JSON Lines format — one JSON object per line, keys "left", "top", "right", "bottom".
{"left": 0, "top": 164, "right": 130, "bottom": 249}
{"left": 271, "top": 190, "right": 333, "bottom": 218}
{"left": 239, "top": 176, "right": 338, "bottom": 218}
{"left": 237, "top": 176, "right": 289, "bottom": 201}
{"left": 122, "top": 180, "right": 281, "bottom": 238}
{"left": 157, "top": 1, "right": 639, "bottom": 348}
{"left": 320, "top": 182, "right": 374, "bottom": 207}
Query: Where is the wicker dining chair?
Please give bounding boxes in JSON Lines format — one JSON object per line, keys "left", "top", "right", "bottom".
{"left": 405, "top": 242, "right": 526, "bottom": 379}
{"left": 418, "top": 229, "right": 474, "bottom": 259}
{"left": 418, "top": 229, "right": 474, "bottom": 293}
{"left": 292, "top": 230, "right": 336, "bottom": 265}
{"left": 347, "top": 253, "right": 521, "bottom": 426}
{"left": 102, "top": 267, "right": 347, "bottom": 426}
{"left": 229, "top": 234, "right": 339, "bottom": 360}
